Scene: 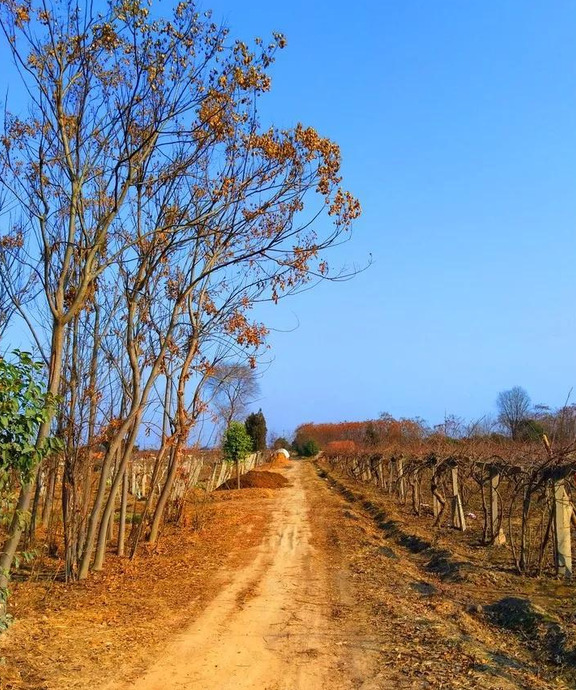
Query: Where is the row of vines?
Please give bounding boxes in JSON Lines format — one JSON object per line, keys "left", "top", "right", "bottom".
{"left": 323, "top": 441, "right": 576, "bottom": 578}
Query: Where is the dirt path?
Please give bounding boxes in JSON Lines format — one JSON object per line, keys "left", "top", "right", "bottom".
{"left": 108, "top": 460, "right": 375, "bottom": 690}
{"left": 99, "top": 458, "right": 570, "bottom": 690}
{"left": 3, "top": 458, "right": 570, "bottom": 689}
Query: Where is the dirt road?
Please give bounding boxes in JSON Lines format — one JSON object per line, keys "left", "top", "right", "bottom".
{"left": 110, "top": 460, "right": 379, "bottom": 690}
{"left": 8, "top": 457, "right": 573, "bottom": 689}
{"left": 103, "top": 459, "right": 566, "bottom": 690}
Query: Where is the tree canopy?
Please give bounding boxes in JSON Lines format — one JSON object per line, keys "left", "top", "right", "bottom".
{"left": 222, "top": 421, "right": 253, "bottom": 463}
{"left": 0, "top": 0, "right": 361, "bottom": 594}
{"left": 206, "top": 364, "right": 260, "bottom": 430}
{"left": 496, "top": 387, "right": 531, "bottom": 440}
{"left": 245, "top": 409, "right": 267, "bottom": 452}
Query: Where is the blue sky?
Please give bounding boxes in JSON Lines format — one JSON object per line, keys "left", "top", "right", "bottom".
{"left": 2, "top": 2, "right": 576, "bottom": 441}
{"left": 209, "top": 1, "right": 576, "bottom": 438}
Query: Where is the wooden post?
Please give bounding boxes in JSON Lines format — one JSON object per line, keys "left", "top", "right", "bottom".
{"left": 412, "top": 469, "right": 421, "bottom": 515}
{"left": 379, "top": 457, "right": 387, "bottom": 490}
{"left": 554, "top": 479, "right": 572, "bottom": 578}
{"left": 190, "top": 457, "right": 202, "bottom": 487}
{"left": 397, "top": 457, "right": 406, "bottom": 502}
{"left": 351, "top": 456, "right": 359, "bottom": 480}
{"left": 217, "top": 461, "right": 229, "bottom": 488}
{"left": 356, "top": 457, "right": 362, "bottom": 481}
{"left": 450, "top": 467, "right": 466, "bottom": 531}
{"left": 207, "top": 463, "right": 218, "bottom": 492}
{"left": 488, "top": 466, "right": 506, "bottom": 545}
{"left": 363, "top": 458, "right": 371, "bottom": 483}
{"left": 431, "top": 462, "right": 445, "bottom": 524}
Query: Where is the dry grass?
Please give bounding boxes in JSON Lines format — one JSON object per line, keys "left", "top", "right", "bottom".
{"left": 0, "top": 488, "right": 277, "bottom": 690}
{"left": 314, "top": 457, "right": 576, "bottom": 689}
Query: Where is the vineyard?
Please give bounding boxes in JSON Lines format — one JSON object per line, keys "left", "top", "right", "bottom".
{"left": 0, "top": 0, "right": 575, "bottom": 687}
{"left": 321, "top": 438, "right": 576, "bottom": 579}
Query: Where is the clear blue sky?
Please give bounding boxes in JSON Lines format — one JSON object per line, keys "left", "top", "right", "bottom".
{"left": 3, "top": 2, "right": 576, "bottom": 441}
{"left": 210, "top": 0, "right": 576, "bottom": 438}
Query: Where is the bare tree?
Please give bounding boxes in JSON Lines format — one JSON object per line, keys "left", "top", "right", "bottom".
{"left": 433, "top": 414, "right": 465, "bottom": 439}
{"left": 206, "top": 363, "right": 260, "bottom": 430}
{"left": 0, "top": 0, "right": 360, "bottom": 596}
{"left": 496, "top": 386, "right": 531, "bottom": 440}
{"left": 466, "top": 414, "right": 498, "bottom": 438}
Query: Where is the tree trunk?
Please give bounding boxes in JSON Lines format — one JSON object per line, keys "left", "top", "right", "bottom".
{"left": 106, "top": 500, "right": 115, "bottom": 545}
{"left": 78, "top": 304, "right": 101, "bottom": 565}
{"left": 0, "top": 318, "right": 65, "bottom": 619}
{"left": 78, "top": 442, "right": 121, "bottom": 579}
{"left": 26, "top": 469, "right": 43, "bottom": 548}
{"left": 130, "top": 376, "right": 173, "bottom": 555}
{"left": 41, "top": 459, "right": 58, "bottom": 527}
{"left": 117, "top": 470, "right": 128, "bottom": 556}
{"left": 92, "top": 420, "right": 140, "bottom": 572}
{"left": 129, "top": 444, "right": 170, "bottom": 557}
{"left": 148, "top": 445, "right": 179, "bottom": 546}
{"left": 148, "top": 339, "right": 198, "bottom": 546}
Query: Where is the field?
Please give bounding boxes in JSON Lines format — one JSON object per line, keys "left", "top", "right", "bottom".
{"left": 2, "top": 457, "right": 576, "bottom": 689}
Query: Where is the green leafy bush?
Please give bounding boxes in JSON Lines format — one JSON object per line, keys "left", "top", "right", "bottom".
{"left": 272, "top": 436, "right": 292, "bottom": 451}
{"left": 300, "top": 439, "right": 320, "bottom": 457}
{"left": 222, "top": 421, "right": 253, "bottom": 463}
{"left": 0, "top": 351, "right": 60, "bottom": 483}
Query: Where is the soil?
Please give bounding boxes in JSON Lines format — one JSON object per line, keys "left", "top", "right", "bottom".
{"left": 218, "top": 469, "right": 290, "bottom": 490}
{"left": 1, "top": 459, "right": 575, "bottom": 689}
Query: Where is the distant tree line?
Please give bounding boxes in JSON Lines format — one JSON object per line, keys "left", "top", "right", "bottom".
{"left": 292, "top": 386, "right": 576, "bottom": 452}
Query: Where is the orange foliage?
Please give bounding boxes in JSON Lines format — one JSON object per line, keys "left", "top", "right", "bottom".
{"left": 325, "top": 440, "right": 357, "bottom": 455}
{"left": 295, "top": 417, "right": 426, "bottom": 451}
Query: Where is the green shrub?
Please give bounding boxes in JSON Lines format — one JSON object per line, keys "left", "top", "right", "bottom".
{"left": 222, "top": 421, "right": 253, "bottom": 462}
{"left": 300, "top": 439, "right": 320, "bottom": 457}
{"left": 0, "top": 351, "right": 60, "bottom": 482}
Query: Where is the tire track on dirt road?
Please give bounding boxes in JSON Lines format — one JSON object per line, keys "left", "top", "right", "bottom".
{"left": 108, "top": 460, "right": 382, "bottom": 690}
{"left": 106, "top": 459, "right": 562, "bottom": 690}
